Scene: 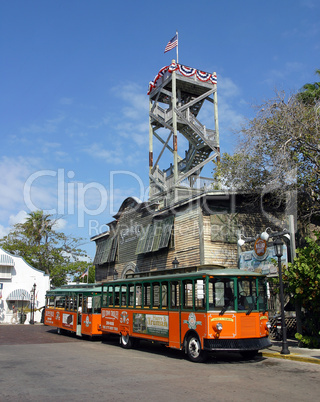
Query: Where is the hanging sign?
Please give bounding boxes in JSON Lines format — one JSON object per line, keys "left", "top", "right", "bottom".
{"left": 253, "top": 237, "right": 268, "bottom": 261}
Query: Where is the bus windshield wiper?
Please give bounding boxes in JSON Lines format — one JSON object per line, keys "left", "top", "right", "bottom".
{"left": 246, "top": 301, "right": 255, "bottom": 315}
{"left": 219, "top": 295, "right": 235, "bottom": 316}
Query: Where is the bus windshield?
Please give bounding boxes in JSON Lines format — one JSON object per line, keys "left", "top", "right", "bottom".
{"left": 258, "top": 278, "right": 268, "bottom": 312}
{"left": 208, "top": 278, "right": 235, "bottom": 313}
{"left": 237, "top": 278, "right": 257, "bottom": 313}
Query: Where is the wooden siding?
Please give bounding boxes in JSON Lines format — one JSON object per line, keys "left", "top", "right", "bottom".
{"left": 94, "top": 194, "right": 287, "bottom": 282}
{"left": 203, "top": 215, "right": 237, "bottom": 268}
{"left": 117, "top": 209, "right": 152, "bottom": 265}
{"left": 173, "top": 204, "right": 201, "bottom": 267}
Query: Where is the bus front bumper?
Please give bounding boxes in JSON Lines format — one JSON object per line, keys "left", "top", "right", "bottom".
{"left": 203, "top": 336, "right": 272, "bottom": 352}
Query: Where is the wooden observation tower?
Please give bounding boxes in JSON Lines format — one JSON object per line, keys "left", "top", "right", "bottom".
{"left": 148, "top": 60, "right": 220, "bottom": 206}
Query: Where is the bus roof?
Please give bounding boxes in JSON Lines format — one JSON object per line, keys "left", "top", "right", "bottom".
{"left": 102, "top": 268, "right": 266, "bottom": 286}
{"left": 46, "top": 286, "right": 102, "bottom": 295}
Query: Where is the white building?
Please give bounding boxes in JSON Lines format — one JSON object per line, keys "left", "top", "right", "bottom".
{"left": 0, "top": 247, "right": 50, "bottom": 324}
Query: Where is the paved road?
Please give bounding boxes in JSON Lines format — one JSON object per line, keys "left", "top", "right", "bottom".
{"left": 1, "top": 325, "right": 320, "bottom": 401}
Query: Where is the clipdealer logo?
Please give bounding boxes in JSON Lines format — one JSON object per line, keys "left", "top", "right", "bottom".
{"left": 23, "top": 169, "right": 148, "bottom": 232}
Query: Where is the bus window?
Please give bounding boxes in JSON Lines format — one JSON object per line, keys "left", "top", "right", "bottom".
{"left": 47, "top": 296, "right": 55, "bottom": 307}
{"left": 107, "top": 285, "right": 114, "bottom": 307}
{"left": 83, "top": 296, "right": 88, "bottom": 313}
{"left": 135, "top": 284, "right": 142, "bottom": 307}
{"left": 72, "top": 295, "right": 78, "bottom": 311}
{"left": 195, "top": 279, "right": 205, "bottom": 310}
{"left": 183, "top": 280, "right": 193, "bottom": 309}
{"left": 65, "top": 296, "right": 71, "bottom": 310}
{"left": 209, "top": 278, "right": 234, "bottom": 311}
{"left": 170, "top": 281, "right": 180, "bottom": 309}
{"left": 238, "top": 279, "right": 257, "bottom": 311}
{"left": 87, "top": 296, "right": 92, "bottom": 313}
{"left": 102, "top": 293, "right": 108, "bottom": 308}
{"left": 120, "top": 285, "right": 127, "bottom": 307}
{"left": 55, "top": 296, "right": 65, "bottom": 308}
{"left": 258, "top": 278, "right": 267, "bottom": 312}
{"left": 208, "top": 281, "right": 214, "bottom": 307}
{"left": 161, "top": 282, "right": 168, "bottom": 308}
{"left": 153, "top": 283, "right": 160, "bottom": 308}
{"left": 143, "top": 283, "right": 151, "bottom": 308}
{"left": 93, "top": 295, "right": 101, "bottom": 313}
{"left": 128, "top": 284, "right": 134, "bottom": 307}
{"left": 114, "top": 287, "right": 120, "bottom": 306}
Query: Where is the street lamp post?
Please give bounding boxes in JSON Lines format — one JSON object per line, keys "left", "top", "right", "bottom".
{"left": 273, "top": 238, "right": 290, "bottom": 355}
{"left": 30, "top": 283, "right": 36, "bottom": 325}
{"left": 239, "top": 227, "right": 292, "bottom": 354}
{"left": 20, "top": 292, "right": 25, "bottom": 324}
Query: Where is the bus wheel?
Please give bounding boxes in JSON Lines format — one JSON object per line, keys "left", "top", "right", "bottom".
{"left": 120, "top": 333, "right": 133, "bottom": 349}
{"left": 186, "top": 335, "right": 208, "bottom": 363}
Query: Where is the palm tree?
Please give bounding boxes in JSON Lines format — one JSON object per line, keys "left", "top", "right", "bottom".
{"left": 298, "top": 69, "right": 320, "bottom": 105}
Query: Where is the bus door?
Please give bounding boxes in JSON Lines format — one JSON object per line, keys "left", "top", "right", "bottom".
{"left": 168, "top": 281, "right": 181, "bottom": 349}
{"left": 76, "top": 293, "right": 83, "bottom": 336}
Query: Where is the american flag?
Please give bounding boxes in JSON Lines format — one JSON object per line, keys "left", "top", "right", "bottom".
{"left": 164, "top": 34, "right": 178, "bottom": 53}
{"left": 80, "top": 268, "right": 88, "bottom": 278}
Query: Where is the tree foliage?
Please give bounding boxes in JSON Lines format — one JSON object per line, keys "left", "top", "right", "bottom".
{"left": 215, "top": 86, "right": 320, "bottom": 233}
{"left": 297, "top": 69, "right": 320, "bottom": 105}
{"left": 284, "top": 231, "right": 320, "bottom": 339}
{"left": 0, "top": 210, "right": 92, "bottom": 287}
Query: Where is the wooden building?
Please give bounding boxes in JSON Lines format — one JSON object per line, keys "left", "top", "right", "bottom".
{"left": 92, "top": 193, "right": 286, "bottom": 282}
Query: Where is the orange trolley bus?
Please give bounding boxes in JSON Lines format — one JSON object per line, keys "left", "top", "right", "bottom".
{"left": 100, "top": 267, "right": 272, "bottom": 362}
{"left": 44, "top": 284, "right": 102, "bottom": 337}
{"left": 44, "top": 267, "right": 272, "bottom": 362}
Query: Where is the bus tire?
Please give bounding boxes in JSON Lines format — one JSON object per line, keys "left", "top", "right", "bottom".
{"left": 186, "top": 335, "right": 208, "bottom": 363}
{"left": 120, "top": 333, "right": 133, "bottom": 349}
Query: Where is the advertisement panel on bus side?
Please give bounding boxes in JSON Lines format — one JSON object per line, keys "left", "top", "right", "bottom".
{"left": 133, "top": 313, "right": 169, "bottom": 337}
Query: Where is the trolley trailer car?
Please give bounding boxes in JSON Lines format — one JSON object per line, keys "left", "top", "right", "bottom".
{"left": 44, "top": 284, "right": 102, "bottom": 337}
{"left": 100, "top": 267, "right": 272, "bottom": 362}
{"left": 44, "top": 267, "right": 272, "bottom": 362}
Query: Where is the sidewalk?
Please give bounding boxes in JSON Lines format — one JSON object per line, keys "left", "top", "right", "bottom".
{"left": 262, "top": 338, "right": 320, "bottom": 365}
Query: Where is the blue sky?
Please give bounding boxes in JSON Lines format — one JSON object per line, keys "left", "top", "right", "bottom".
{"left": 1, "top": 0, "right": 319, "bottom": 259}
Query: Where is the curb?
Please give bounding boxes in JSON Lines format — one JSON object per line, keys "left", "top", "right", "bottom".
{"left": 262, "top": 351, "right": 320, "bottom": 365}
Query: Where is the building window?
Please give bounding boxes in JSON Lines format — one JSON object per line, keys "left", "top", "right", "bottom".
{"left": 93, "top": 235, "right": 118, "bottom": 265}
{"left": 135, "top": 216, "right": 174, "bottom": 255}
{"left": 210, "top": 214, "right": 239, "bottom": 243}
{"left": 0, "top": 266, "right": 12, "bottom": 279}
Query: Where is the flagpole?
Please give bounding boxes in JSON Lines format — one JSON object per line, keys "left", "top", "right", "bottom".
{"left": 176, "top": 31, "right": 179, "bottom": 64}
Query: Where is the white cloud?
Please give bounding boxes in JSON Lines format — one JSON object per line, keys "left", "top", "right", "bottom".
{"left": 113, "top": 83, "right": 149, "bottom": 120}
{"left": 53, "top": 217, "right": 67, "bottom": 230}
{"left": 196, "top": 76, "right": 245, "bottom": 138}
{"left": 0, "top": 156, "right": 65, "bottom": 230}
{"left": 9, "top": 210, "right": 28, "bottom": 226}
{"left": 59, "top": 97, "right": 74, "bottom": 105}
{"left": 0, "top": 209, "right": 28, "bottom": 238}
{"left": 219, "top": 76, "right": 241, "bottom": 98}
{"left": 0, "top": 224, "right": 10, "bottom": 238}
{"left": 0, "top": 157, "right": 35, "bottom": 215}
{"left": 84, "top": 143, "right": 123, "bottom": 165}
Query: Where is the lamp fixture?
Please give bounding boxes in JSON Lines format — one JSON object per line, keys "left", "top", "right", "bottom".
{"left": 237, "top": 238, "right": 245, "bottom": 247}
{"left": 273, "top": 237, "right": 283, "bottom": 258}
{"left": 260, "top": 227, "right": 271, "bottom": 242}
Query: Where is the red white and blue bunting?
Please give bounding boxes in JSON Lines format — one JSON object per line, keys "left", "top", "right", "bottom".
{"left": 148, "top": 62, "right": 217, "bottom": 94}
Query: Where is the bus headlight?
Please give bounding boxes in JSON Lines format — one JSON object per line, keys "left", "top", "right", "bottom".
{"left": 266, "top": 321, "right": 271, "bottom": 330}
{"left": 216, "top": 323, "right": 223, "bottom": 332}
